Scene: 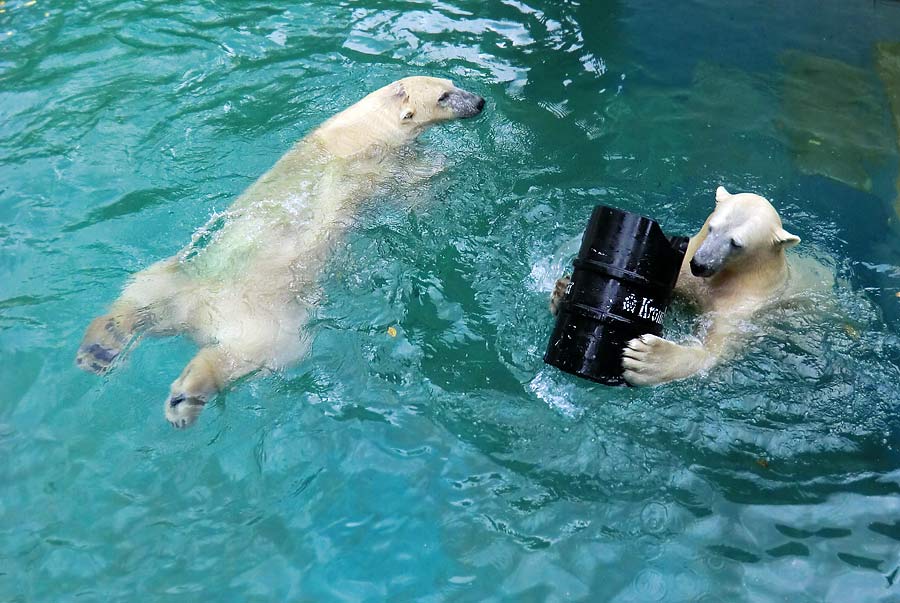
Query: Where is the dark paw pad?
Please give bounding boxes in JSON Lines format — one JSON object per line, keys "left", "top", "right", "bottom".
{"left": 168, "top": 394, "right": 186, "bottom": 408}
{"left": 76, "top": 343, "right": 120, "bottom": 375}
{"left": 85, "top": 343, "right": 118, "bottom": 363}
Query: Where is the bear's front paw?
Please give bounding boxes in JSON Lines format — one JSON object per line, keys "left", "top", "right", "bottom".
{"left": 622, "top": 334, "right": 705, "bottom": 387}
{"left": 164, "top": 393, "right": 207, "bottom": 429}
{"left": 549, "top": 275, "right": 572, "bottom": 316}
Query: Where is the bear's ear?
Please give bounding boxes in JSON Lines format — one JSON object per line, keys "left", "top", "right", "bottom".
{"left": 715, "top": 186, "right": 731, "bottom": 204}
{"left": 774, "top": 228, "right": 801, "bottom": 248}
{"left": 391, "top": 82, "right": 408, "bottom": 101}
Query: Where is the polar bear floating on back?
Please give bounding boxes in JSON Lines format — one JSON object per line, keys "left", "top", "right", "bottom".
{"left": 76, "top": 76, "right": 485, "bottom": 428}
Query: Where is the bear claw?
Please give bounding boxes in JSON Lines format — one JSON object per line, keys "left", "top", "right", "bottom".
{"left": 164, "top": 394, "right": 206, "bottom": 429}
{"left": 549, "top": 275, "right": 572, "bottom": 316}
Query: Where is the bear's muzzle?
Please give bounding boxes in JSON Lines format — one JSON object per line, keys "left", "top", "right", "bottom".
{"left": 689, "top": 258, "right": 718, "bottom": 278}
{"left": 446, "top": 88, "right": 485, "bottom": 118}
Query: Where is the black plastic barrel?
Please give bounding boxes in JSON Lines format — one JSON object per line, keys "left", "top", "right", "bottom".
{"left": 544, "top": 206, "right": 689, "bottom": 385}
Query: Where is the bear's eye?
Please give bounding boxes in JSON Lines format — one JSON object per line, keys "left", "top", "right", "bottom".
{"left": 730, "top": 238, "right": 743, "bottom": 249}
{"left": 438, "top": 92, "right": 450, "bottom": 103}
{"left": 402, "top": 110, "right": 415, "bottom": 120}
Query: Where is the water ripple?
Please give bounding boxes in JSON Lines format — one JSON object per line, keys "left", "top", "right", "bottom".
{"left": 3, "top": 0, "right": 900, "bottom": 600}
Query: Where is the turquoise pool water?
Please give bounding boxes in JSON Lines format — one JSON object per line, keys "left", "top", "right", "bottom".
{"left": 4, "top": 0, "right": 900, "bottom": 600}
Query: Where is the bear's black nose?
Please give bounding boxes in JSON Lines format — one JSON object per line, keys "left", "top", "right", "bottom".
{"left": 690, "top": 258, "right": 715, "bottom": 278}
{"left": 451, "top": 89, "right": 485, "bottom": 118}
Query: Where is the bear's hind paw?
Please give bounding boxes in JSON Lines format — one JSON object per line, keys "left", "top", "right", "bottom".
{"left": 164, "top": 393, "right": 207, "bottom": 429}
{"left": 76, "top": 342, "right": 121, "bottom": 375}
{"left": 76, "top": 315, "right": 134, "bottom": 375}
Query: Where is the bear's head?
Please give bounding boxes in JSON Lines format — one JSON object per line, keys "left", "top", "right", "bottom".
{"left": 689, "top": 186, "right": 800, "bottom": 278}
{"left": 315, "top": 77, "right": 485, "bottom": 156}
{"left": 386, "top": 76, "right": 485, "bottom": 130}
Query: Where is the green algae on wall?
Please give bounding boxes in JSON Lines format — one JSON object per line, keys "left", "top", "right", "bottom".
{"left": 779, "top": 49, "right": 895, "bottom": 193}
{"left": 875, "top": 42, "right": 900, "bottom": 218}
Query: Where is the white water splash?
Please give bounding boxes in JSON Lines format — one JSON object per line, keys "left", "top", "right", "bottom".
{"left": 528, "top": 234, "right": 581, "bottom": 292}
{"left": 528, "top": 369, "right": 584, "bottom": 420}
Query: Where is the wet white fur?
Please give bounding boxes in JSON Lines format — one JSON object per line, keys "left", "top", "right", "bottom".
{"left": 78, "top": 77, "right": 472, "bottom": 427}
{"left": 622, "top": 186, "right": 808, "bottom": 386}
